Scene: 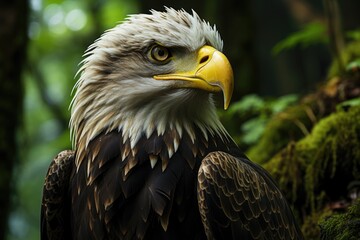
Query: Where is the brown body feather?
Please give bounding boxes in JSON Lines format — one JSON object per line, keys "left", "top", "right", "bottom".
{"left": 41, "top": 150, "right": 74, "bottom": 240}
{"left": 69, "top": 127, "right": 233, "bottom": 239}
{"left": 198, "top": 151, "right": 302, "bottom": 239}
{"left": 41, "top": 127, "right": 303, "bottom": 239}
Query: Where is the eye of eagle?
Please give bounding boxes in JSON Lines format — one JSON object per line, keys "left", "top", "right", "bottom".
{"left": 149, "top": 44, "right": 172, "bottom": 63}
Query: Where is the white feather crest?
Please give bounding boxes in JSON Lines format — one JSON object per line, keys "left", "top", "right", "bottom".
{"left": 69, "top": 8, "right": 228, "bottom": 158}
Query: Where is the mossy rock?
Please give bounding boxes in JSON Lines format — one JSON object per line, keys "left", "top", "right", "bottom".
{"left": 319, "top": 199, "right": 360, "bottom": 240}
{"left": 248, "top": 39, "right": 360, "bottom": 240}
{"left": 263, "top": 104, "right": 360, "bottom": 238}
{"left": 247, "top": 103, "right": 315, "bottom": 164}
{"left": 248, "top": 72, "right": 360, "bottom": 165}
{"left": 302, "top": 208, "right": 332, "bottom": 240}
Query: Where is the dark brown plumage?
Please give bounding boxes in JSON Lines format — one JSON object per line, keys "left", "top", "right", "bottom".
{"left": 41, "top": 8, "right": 303, "bottom": 240}
{"left": 41, "top": 150, "right": 73, "bottom": 240}
{"left": 198, "top": 151, "right": 301, "bottom": 239}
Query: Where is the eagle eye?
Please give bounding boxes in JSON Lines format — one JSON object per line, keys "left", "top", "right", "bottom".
{"left": 149, "top": 45, "right": 171, "bottom": 63}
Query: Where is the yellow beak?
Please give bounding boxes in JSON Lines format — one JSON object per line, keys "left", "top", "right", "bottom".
{"left": 153, "top": 45, "right": 234, "bottom": 110}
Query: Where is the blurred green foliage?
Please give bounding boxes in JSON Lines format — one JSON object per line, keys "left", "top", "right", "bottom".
{"left": 272, "top": 22, "right": 328, "bottom": 55}
{"left": 9, "top": 1, "right": 138, "bottom": 240}
{"left": 346, "top": 29, "right": 360, "bottom": 41}
{"left": 220, "top": 94, "right": 298, "bottom": 149}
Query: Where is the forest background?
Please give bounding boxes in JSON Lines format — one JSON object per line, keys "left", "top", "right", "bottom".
{"left": 1, "top": 0, "right": 360, "bottom": 239}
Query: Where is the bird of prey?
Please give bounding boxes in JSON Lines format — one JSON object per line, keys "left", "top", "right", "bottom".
{"left": 41, "top": 8, "right": 303, "bottom": 240}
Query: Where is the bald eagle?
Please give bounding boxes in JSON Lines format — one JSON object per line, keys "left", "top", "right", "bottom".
{"left": 41, "top": 8, "right": 303, "bottom": 240}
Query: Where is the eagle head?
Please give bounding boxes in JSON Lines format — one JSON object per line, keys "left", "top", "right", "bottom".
{"left": 70, "top": 8, "right": 234, "bottom": 164}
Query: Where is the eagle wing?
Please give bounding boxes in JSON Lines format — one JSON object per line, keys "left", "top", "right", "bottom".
{"left": 197, "top": 151, "right": 303, "bottom": 240}
{"left": 41, "top": 150, "right": 74, "bottom": 240}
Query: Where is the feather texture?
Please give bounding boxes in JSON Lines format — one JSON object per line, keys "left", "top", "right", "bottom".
{"left": 41, "top": 150, "right": 74, "bottom": 240}
{"left": 198, "top": 151, "right": 303, "bottom": 239}
{"left": 68, "top": 126, "right": 233, "bottom": 239}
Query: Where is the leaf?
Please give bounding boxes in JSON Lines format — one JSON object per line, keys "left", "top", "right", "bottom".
{"left": 272, "top": 22, "right": 328, "bottom": 55}
{"left": 227, "top": 94, "right": 264, "bottom": 116}
{"left": 346, "top": 29, "right": 360, "bottom": 41}
{"left": 346, "top": 59, "right": 360, "bottom": 71}
{"left": 241, "top": 117, "right": 267, "bottom": 145}
{"left": 336, "top": 97, "right": 360, "bottom": 111}
{"left": 269, "top": 94, "right": 298, "bottom": 113}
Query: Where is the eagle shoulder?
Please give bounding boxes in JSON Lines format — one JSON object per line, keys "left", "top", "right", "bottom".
{"left": 197, "top": 151, "right": 304, "bottom": 240}
{"left": 41, "top": 150, "right": 74, "bottom": 240}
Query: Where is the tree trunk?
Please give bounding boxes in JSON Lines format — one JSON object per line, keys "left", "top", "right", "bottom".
{"left": 0, "top": 1, "right": 28, "bottom": 239}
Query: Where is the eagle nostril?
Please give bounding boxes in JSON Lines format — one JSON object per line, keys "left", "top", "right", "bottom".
{"left": 199, "top": 55, "right": 209, "bottom": 64}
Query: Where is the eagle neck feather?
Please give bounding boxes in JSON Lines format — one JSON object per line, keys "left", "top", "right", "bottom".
{"left": 71, "top": 88, "right": 230, "bottom": 168}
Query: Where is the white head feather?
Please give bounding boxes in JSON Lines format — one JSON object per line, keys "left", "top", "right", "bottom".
{"left": 70, "top": 8, "right": 228, "bottom": 159}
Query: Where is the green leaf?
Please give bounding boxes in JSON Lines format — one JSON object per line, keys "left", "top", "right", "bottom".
{"left": 269, "top": 94, "right": 298, "bottom": 113}
{"left": 346, "top": 58, "right": 360, "bottom": 71}
{"left": 272, "top": 22, "right": 328, "bottom": 55}
{"left": 336, "top": 97, "right": 360, "bottom": 111}
{"left": 241, "top": 117, "right": 267, "bottom": 145}
{"left": 346, "top": 29, "right": 360, "bottom": 41}
{"left": 227, "top": 94, "right": 264, "bottom": 115}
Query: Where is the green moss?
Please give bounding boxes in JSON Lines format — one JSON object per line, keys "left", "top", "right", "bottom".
{"left": 302, "top": 105, "right": 360, "bottom": 211}
{"left": 263, "top": 141, "right": 306, "bottom": 205}
{"left": 248, "top": 103, "right": 315, "bottom": 164}
{"left": 302, "top": 207, "right": 332, "bottom": 240}
{"left": 319, "top": 200, "right": 360, "bottom": 240}
{"left": 263, "top": 105, "right": 360, "bottom": 238}
{"left": 249, "top": 52, "right": 360, "bottom": 166}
